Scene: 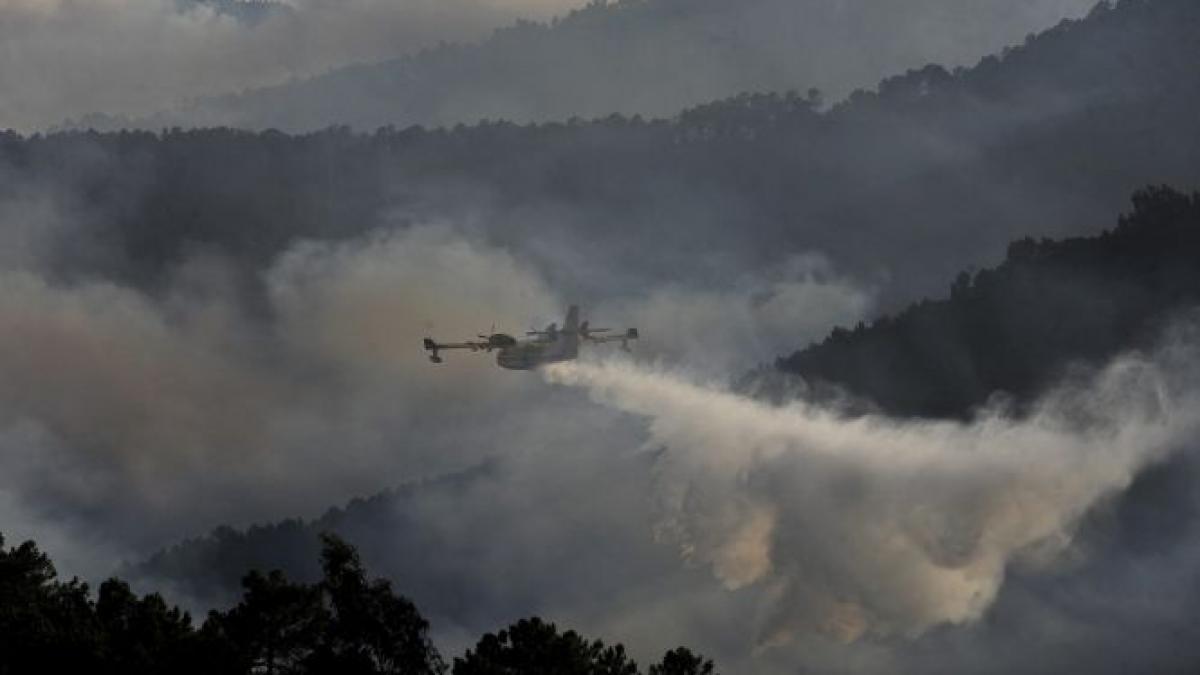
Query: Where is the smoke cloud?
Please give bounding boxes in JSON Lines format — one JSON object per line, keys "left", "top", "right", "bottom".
{"left": 0, "top": 216, "right": 873, "bottom": 571}
{"left": 1, "top": 0, "right": 1101, "bottom": 132}
{"left": 0, "top": 224, "right": 565, "bottom": 556}
{"left": 543, "top": 341, "right": 1199, "bottom": 645}
{"left": 0, "top": 0, "right": 579, "bottom": 132}
{"left": 0, "top": 184, "right": 1197, "bottom": 673}
{"left": 2, "top": 3, "right": 1199, "bottom": 672}
{"left": 598, "top": 254, "right": 874, "bottom": 376}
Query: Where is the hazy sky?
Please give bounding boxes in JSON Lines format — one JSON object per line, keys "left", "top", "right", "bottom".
{"left": 0, "top": 0, "right": 580, "bottom": 131}
{"left": 0, "top": 0, "right": 1100, "bottom": 131}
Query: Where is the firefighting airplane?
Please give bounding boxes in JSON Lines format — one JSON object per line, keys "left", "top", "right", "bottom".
{"left": 423, "top": 306, "right": 638, "bottom": 370}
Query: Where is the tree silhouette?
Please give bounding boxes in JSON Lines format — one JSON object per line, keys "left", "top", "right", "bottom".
{"left": 3, "top": 531, "right": 719, "bottom": 675}
{"left": 0, "top": 533, "right": 98, "bottom": 673}
{"left": 648, "top": 648, "right": 716, "bottom": 675}
{"left": 308, "top": 533, "right": 445, "bottom": 675}
{"left": 1, "top": 531, "right": 449, "bottom": 675}
{"left": 208, "top": 569, "right": 326, "bottom": 674}
{"left": 94, "top": 579, "right": 195, "bottom": 674}
{"left": 453, "top": 617, "right": 638, "bottom": 675}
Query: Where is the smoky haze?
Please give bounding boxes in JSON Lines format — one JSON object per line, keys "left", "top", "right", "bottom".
{"left": 127, "top": 319, "right": 1200, "bottom": 675}
{"left": 0, "top": 213, "right": 870, "bottom": 573}
{"left": 0, "top": 0, "right": 577, "bottom": 132}
{"left": 8, "top": 0, "right": 1099, "bottom": 132}
{"left": 5, "top": 146, "right": 1200, "bottom": 675}
{"left": 3, "top": 1, "right": 1200, "bottom": 674}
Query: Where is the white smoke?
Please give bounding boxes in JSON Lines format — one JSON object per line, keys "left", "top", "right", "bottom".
{"left": 0, "top": 200, "right": 879, "bottom": 586}
{"left": 0, "top": 223, "right": 562, "bottom": 558}
{"left": 0, "top": 0, "right": 575, "bottom": 131}
{"left": 5, "top": 193, "right": 1191, "bottom": 670}
{"left": 543, "top": 346, "right": 1199, "bottom": 644}
{"left": 599, "top": 254, "right": 874, "bottom": 376}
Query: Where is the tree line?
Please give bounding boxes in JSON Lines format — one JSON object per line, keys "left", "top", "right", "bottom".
{"left": 0, "top": 532, "right": 717, "bottom": 675}
{"left": 4, "top": 0, "right": 1200, "bottom": 307}
{"left": 770, "top": 185, "right": 1200, "bottom": 419}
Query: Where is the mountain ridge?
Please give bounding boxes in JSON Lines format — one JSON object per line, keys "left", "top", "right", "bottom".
{"left": 67, "top": 0, "right": 1102, "bottom": 133}
{"left": 768, "top": 185, "right": 1200, "bottom": 419}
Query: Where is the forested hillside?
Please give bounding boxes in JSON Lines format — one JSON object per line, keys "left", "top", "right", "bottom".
{"left": 8, "top": 0, "right": 1200, "bottom": 308}
{"left": 84, "top": 0, "right": 1097, "bottom": 132}
{"left": 772, "top": 186, "right": 1200, "bottom": 418}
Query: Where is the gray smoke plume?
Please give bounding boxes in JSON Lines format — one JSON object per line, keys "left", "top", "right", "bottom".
{"left": 1, "top": 195, "right": 1198, "bottom": 674}
{"left": 0, "top": 219, "right": 871, "bottom": 572}
{"left": 543, "top": 339, "right": 1200, "bottom": 646}
{"left": 3, "top": 0, "right": 1101, "bottom": 132}
{"left": 0, "top": 0, "right": 567, "bottom": 131}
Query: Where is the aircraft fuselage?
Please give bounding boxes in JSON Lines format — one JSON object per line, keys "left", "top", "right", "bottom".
{"left": 494, "top": 334, "right": 579, "bottom": 370}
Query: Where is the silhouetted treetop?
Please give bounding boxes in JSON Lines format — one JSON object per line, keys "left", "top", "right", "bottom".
{"left": 647, "top": 648, "right": 717, "bottom": 675}
{"left": 6, "top": 532, "right": 717, "bottom": 675}
{"left": 453, "top": 617, "right": 637, "bottom": 675}
{"left": 0, "top": 532, "right": 444, "bottom": 675}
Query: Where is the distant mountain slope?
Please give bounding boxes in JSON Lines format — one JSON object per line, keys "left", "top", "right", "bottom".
{"left": 130, "top": 462, "right": 501, "bottom": 615}
{"left": 127, "top": 452, "right": 682, "bottom": 639}
{"left": 9, "top": 0, "right": 1200, "bottom": 308}
{"left": 114, "top": 0, "right": 1097, "bottom": 132}
{"left": 770, "top": 186, "right": 1200, "bottom": 419}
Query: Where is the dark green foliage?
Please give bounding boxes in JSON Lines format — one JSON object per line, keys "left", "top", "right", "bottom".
{"left": 774, "top": 186, "right": 1200, "bottom": 418}
{"left": 202, "top": 532, "right": 446, "bottom": 675}
{"left": 0, "top": 535, "right": 197, "bottom": 674}
{"left": 0, "top": 532, "right": 444, "bottom": 675}
{"left": 94, "top": 579, "right": 196, "bottom": 674}
{"left": 5, "top": 532, "right": 706, "bottom": 674}
{"left": 0, "top": 534, "right": 99, "bottom": 673}
{"left": 207, "top": 570, "right": 326, "bottom": 673}
{"left": 308, "top": 533, "right": 444, "bottom": 675}
{"left": 647, "top": 648, "right": 716, "bottom": 675}
{"left": 453, "top": 617, "right": 638, "bottom": 675}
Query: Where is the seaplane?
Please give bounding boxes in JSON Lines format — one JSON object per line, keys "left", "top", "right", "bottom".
{"left": 423, "top": 306, "right": 638, "bottom": 370}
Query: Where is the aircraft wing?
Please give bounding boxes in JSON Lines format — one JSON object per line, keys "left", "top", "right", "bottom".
{"left": 587, "top": 328, "right": 639, "bottom": 345}
{"left": 423, "top": 337, "right": 490, "bottom": 363}
{"left": 424, "top": 338, "right": 487, "bottom": 352}
{"left": 433, "top": 341, "right": 486, "bottom": 350}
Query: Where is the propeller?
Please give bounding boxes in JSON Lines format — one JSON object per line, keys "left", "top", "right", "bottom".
{"left": 527, "top": 322, "right": 559, "bottom": 337}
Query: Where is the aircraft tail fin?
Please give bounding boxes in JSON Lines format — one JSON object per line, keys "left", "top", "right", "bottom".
{"left": 564, "top": 305, "right": 580, "bottom": 334}
{"left": 562, "top": 305, "right": 581, "bottom": 357}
